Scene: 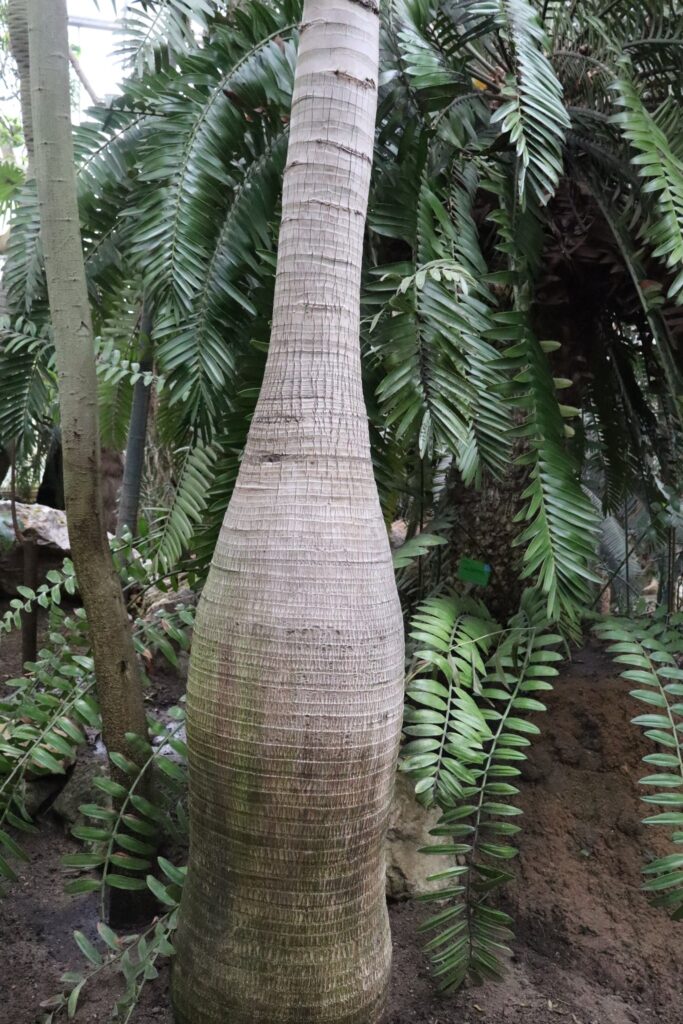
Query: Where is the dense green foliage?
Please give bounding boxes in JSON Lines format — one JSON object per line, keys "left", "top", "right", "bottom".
{"left": 596, "top": 611, "right": 683, "bottom": 920}
{"left": 1, "top": 0, "right": 683, "bottom": 1014}
{"left": 2, "top": 0, "right": 682, "bottom": 618}
{"left": 401, "top": 591, "right": 561, "bottom": 987}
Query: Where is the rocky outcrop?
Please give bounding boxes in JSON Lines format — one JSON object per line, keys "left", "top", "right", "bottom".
{"left": 0, "top": 501, "right": 71, "bottom": 595}
{"left": 385, "top": 773, "right": 453, "bottom": 899}
{"left": 51, "top": 752, "right": 109, "bottom": 828}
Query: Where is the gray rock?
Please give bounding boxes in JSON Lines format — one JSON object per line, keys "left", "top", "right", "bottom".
{"left": 0, "top": 501, "right": 71, "bottom": 595}
{"left": 52, "top": 753, "right": 109, "bottom": 828}
{"left": 385, "top": 773, "right": 454, "bottom": 900}
{"left": 140, "top": 584, "right": 198, "bottom": 619}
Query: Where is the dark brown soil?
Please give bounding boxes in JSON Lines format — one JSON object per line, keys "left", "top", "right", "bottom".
{"left": 1, "top": 629, "right": 681, "bottom": 1024}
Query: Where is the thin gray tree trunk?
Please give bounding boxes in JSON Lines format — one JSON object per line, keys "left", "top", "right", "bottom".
{"left": 117, "top": 306, "right": 153, "bottom": 537}
{"left": 172, "top": 1, "right": 404, "bottom": 1021}
{"left": 27, "top": 0, "right": 148, "bottom": 766}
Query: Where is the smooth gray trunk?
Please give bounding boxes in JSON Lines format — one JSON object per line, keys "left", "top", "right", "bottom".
{"left": 117, "top": 307, "right": 153, "bottom": 537}
{"left": 172, "top": 1, "right": 404, "bottom": 1021}
{"left": 27, "top": 0, "right": 148, "bottom": 769}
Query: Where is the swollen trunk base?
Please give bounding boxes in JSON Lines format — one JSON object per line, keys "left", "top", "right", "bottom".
{"left": 171, "top": 0, "right": 404, "bottom": 1019}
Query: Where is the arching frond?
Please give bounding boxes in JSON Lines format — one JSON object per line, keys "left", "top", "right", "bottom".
{"left": 129, "top": 22, "right": 296, "bottom": 312}
{"left": 0, "top": 319, "right": 55, "bottom": 455}
{"left": 154, "top": 131, "right": 286, "bottom": 435}
{"left": 6, "top": 102, "right": 152, "bottom": 321}
{"left": 597, "top": 611, "right": 683, "bottom": 921}
{"left": 402, "top": 590, "right": 561, "bottom": 989}
{"left": 447, "top": 163, "right": 511, "bottom": 482}
{"left": 151, "top": 441, "right": 218, "bottom": 573}
{"left": 502, "top": 326, "right": 600, "bottom": 623}
{"left": 369, "top": 163, "right": 510, "bottom": 479}
{"left": 116, "top": 0, "right": 215, "bottom": 76}
{"left": 612, "top": 72, "right": 683, "bottom": 302}
{"left": 483, "top": 0, "right": 570, "bottom": 206}
{"left": 3, "top": 185, "right": 43, "bottom": 316}
{"left": 125, "top": 18, "right": 297, "bottom": 434}
{"left": 582, "top": 368, "right": 637, "bottom": 514}
{"left": 583, "top": 176, "right": 683, "bottom": 434}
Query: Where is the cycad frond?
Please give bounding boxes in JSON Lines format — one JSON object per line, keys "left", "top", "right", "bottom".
{"left": 95, "top": 291, "right": 146, "bottom": 450}
{"left": 6, "top": 104, "right": 150, "bottom": 321}
{"left": 396, "top": 6, "right": 470, "bottom": 93}
{"left": 624, "top": 27, "right": 683, "bottom": 103}
{"left": 402, "top": 590, "right": 561, "bottom": 989}
{"left": 369, "top": 164, "right": 510, "bottom": 477}
{"left": 154, "top": 131, "right": 286, "bottom": 436}
{"left": 0, "top": 319, "right": 55, "bottom": 455}
{"left": 126, "top": 19, "right": 297, "bottom": 434}
{"left": 116, "top": 0, "right": 215, "bottom": 76}
{"left": 499, "top": 325, "right": 600, "bottom": 623}
{"left": 3, "top": 185, "right": 44, "bottom": 316}
{"left": 402, "top": 593, "right": 498, "bottom": 807}
{"left": 483, "top": 0, "right": 570, "bottom": 206}
{"left": 151, "top": 441, "right": 218, "bottom": 573}
{"left": 372, "top": 259, "right": 477, "bottom": 456}
{"left": 582, "top": 376, "right": 636, "bottom": 515}
{"left": 129, "top": 24, "right": 296, "bottom": 314}
{"left": 583, "top": 176, "right": 683, "bottom": 431}
{"left": 447, "top": 163, "right": 511, "bottom": 482}
{"left": 392, "top": 0, "right": 499, "bottom": 102}
{"left": 597, "top": 611, "right": 683, "bottom": 921}
{"left": 612, "top": 72, "right": 683, "bottom": 302}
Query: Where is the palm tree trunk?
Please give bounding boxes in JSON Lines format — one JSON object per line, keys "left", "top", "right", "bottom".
{"left": 117, "top": 306, "right": 153, "bottom": 537}
{"left": 27, "top": 0, "right": 148, "bottom": 766}
{"left": 172, "top": 1, "right": 404, "bottom": 1022}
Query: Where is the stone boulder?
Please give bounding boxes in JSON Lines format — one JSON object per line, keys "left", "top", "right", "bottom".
{"left": 385, "top": 773, "right": 454, "bottom": 899}
{"left": 140, "top": 583, "right": 198, "bottom": 620}
{"left": 0, "top": 501, "right": 71, "bottom": 595}
{"left": 51, "top": 750, "right": 109, "bottom": 828}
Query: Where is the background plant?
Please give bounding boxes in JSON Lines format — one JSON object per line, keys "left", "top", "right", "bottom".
{"left": 401, "top": 589, "right": 561, "bottom": 987}
{"left": 0, "top": 0, "right": 682, "bottom": 1013}
{"left": 596, "top": 610, "right": 683, "bottom": 921}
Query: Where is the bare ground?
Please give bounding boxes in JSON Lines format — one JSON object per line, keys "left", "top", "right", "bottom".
{"left": 1, "top": 628, "right": 681, "bottom": 1024}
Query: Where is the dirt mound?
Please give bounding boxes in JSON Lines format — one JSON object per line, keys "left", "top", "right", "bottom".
{"left": 1, "top": 638, "right": 681, "bottom": 1023}
{"left": 507, "top": 640, "right": 678, "bottom": 1019}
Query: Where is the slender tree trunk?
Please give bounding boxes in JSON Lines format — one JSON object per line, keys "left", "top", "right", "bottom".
{"left": 27, "top": 0, "right": 148, "bottom": 764}
{"left": 172, "top": 1, "right": 404, "bottom": 1022}
{"left": 7, "top": 0, "right": 33, "bottom": 174}
{"left": 117, "top": 307, "right": 153, "bottom": 537}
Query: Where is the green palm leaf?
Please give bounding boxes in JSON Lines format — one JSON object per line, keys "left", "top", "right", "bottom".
{"left": 116, "top": 0, "right": 215, "bottom": 76}
{"left": 612, "top": 72, "right": 683, "bottom": 301}
{"left": 0, "top": 320, "right": 55, "bottom": 455}
{"left": 151, "top": 441, "right": 218, "bottom": 573}
{"left": 494, "top": 323, "right": 600, "bottom": 623}
{"left": 597, "top": 611, "right": 683, "bottom": 921}
{"left": 403, "top": 590, "right": 561, "bottom": 988}
{"left": 482, "top": 0, "right": 570, "bottom": 206}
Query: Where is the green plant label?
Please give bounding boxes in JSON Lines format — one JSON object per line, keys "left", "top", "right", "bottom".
{"left": 457, "top": 558, "right": 492, "bottom": 586}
